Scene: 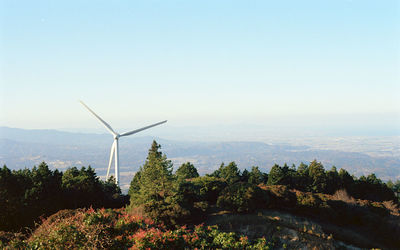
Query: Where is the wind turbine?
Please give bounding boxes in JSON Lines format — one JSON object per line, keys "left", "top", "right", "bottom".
{"left": 80, "top": 101, "right": 167, "bottom": 185}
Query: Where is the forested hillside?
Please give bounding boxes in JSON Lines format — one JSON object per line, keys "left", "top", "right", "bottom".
{"left": 1, "top": 141, "right": 400, "bottom": 249}
{"left": 0, "top": 163, "right": 128, "bottom": 231}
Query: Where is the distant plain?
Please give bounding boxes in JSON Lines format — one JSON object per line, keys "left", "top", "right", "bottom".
{"left": 1, "top": 126, "right": 398, "bottom": 192}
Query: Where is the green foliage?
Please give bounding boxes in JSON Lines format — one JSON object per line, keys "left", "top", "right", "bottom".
{"left": 0, "top": 162, "right": 126, "bottom": 232}
{"left": 296, "top": 192, "right": 322, "bottom": 209}
{"left": 213, "top": 162, "right": 241, "bottom": 184}
{"left": 2, "top": 138, "right": 400, "bottom": 249}
{"left": 2, "top": 142, "right": 400, "bottom": 250}
{"left": 294, "top": 162, "right": 311, "bottom": 190}
{"left": 174, "top": 181, "right": 204, "bottom": 223}
{"left": 217, "top": 182, "right": 269, "bottom": 213}
{"left": 241, "top": 169, "right": 250, "bottom": 182}
{"left": 308, "top": 160, "right": 327, "bottom": 193}
{"left": 264, "top": 161, "right": 396, "bottom": 202}
{"left": 350, "top": 174, "right": 396, "bottom": 201}
{"left": 62, "top": 166, "right": 98, "bottom": 193}
{"left": 62, "top": 166, "right": 103, "bottom": 208}
{"left": 248, "top": 166, "right": 266, "bottom": 185}
{"left": 325, "top": 166, "right": 340, "bottom": 194}
{"left": 128, "top": 169, "right": 142, "bottom": 198}
{"left": 134, "top": 141, "right": 174, "bottom": 204}
{"left": 267, "top": 164, "right": 284, "bottom": 185}
{"left": 2, "top": 208, "right": 275, "bottom": 249}
{"left": 387, "top": 180, "right": 400, "bottom": 201}
{"left": 267, "top": 164, "right": 295, "bottom": 187}
{"left": 129, "top": 140, "right": 189, "bottom": 226}
{"left": 190, "top": 176, "right": 227, "bottom": 205}
{"left": 175, "top": 162, "right": 199, "bottom": 181}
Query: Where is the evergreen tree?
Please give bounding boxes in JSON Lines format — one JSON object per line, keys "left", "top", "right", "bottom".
{"left": 218, "top": 162, "right": 241, "bottom": 184}
{"left": 128, "top": 168, "right": 142, "bottom": 197}
{"left": 248, "top": 166, "right": 264, "bottom": 185}
{"left": 241, "top": 169, "right": 250, "bottom": 182}
{"left": 338, "top": 168, "right": 353, "bottom": 191}
{"left": 308, "top": 160, "right": 327, "bottom": 193}
{"left": 267, "top": 164, "right": 284, "bottom": 185}
{"left": 135, "top": 141, "right": 174, "bottom": 202}
{"left": 0, "top": 163, "right": 127, "bottom": 231}
{"left": 326, "top": 166, "right": 340, "bottom": 194}
{"left": 129, "top": 140, "right": 185, "bottom": 225}
{"left": 190, "top": 176, "right": 227, "bottom": 205}
{"left": 209, "top": 164, "right": 222, "bottom": 178}
{"left": 295, "top": 162, "right": 310, "bottom": 191}
{"left": 62, "top": 166, "right": 102, "bottom": 208}
{"left": 0, "top": 165, "right": 22, "bottom": 230}
{"left": 101, "top": 176, "right": 121, "bottom": 197}
{"left": 216, "top": 182, "right": 268, "bottom": 213}
{"left": 175, "top": 162, "right": 199, "bottom": 181}
{"left": 366, "top": 173, "right": 381, "bottom": 185}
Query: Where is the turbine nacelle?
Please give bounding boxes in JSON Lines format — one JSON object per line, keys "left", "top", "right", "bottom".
{"left": 80, "top": 100, "right": 167, "bottom": 185}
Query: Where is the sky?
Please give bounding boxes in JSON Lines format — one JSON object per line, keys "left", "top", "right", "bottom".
{"left": 1, "top": 0, "right": 399, "bottom": 137}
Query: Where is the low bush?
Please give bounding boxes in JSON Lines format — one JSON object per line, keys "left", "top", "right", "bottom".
{"left": 1, "top": 208, "right": 276, "bottom": 249}
{"left": 259, "top": 185, "right": 297, "bottom": 208}
{"left": 217, "top": 182, "right": 269, "bottom": 213}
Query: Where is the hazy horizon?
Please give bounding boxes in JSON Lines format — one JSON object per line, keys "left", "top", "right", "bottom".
{"left": 2, "top": 126, "right": 400, "bottom": 189}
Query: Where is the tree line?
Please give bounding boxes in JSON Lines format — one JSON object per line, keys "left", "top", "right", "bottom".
{"left": 1, "top": 140, "right": 399, "bottom": 232}
{"left": 129, "top": 141, "right": 399, "bottom": 226}
{"left": 0, "top": 163, "right": 127, "bottom": 231}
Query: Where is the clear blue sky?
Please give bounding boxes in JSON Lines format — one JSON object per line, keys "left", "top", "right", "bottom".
{"left": 1, "top": 0, "right": 399, "bottom": 135}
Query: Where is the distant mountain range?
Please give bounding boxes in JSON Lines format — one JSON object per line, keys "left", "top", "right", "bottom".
{"left": 1, "top": 126, "right": 399, "bottom": 191}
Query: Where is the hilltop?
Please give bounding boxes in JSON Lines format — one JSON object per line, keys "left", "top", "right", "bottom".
{"left": 1, "top": 186, "right": 399, "bottom": 249}
{"left": 1, "top": 140, "right": 400, "bottom": 249}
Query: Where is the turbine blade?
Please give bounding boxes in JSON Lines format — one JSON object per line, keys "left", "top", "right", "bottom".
{"left": 80, "top": 101, "right": 117, "bottom": 136}
{"left": 106, "top": 140, "right": 116, "bottom": 180}
{"left": 120, "top": 120, "right": 167, "bottom": 137}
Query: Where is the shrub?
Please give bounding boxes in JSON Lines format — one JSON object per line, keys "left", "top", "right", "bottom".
{"left": 296, "top": 192, "right": 322, "bottom": 209}
{"left": 190, "top": 176, "right": 227, "bottom": 205}
{"left": 1, "top": 207, "right": 275, "bottom": 249}
{"left": 259, "top": 185, "right": 297, "bottom": 208}
{"left": 217, "top": 182, "right": 269, "bottom": 213}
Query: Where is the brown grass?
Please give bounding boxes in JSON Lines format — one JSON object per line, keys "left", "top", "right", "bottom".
{"left": 332, "top": 189, "right": 356, "bottom": 204}
{"left": 382, "top": 200, "right": 400, "bottom": 215}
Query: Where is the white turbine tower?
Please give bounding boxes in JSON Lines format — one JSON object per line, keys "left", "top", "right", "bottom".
{"left": 80, "top": 101, "right": 167, "bottom": 185}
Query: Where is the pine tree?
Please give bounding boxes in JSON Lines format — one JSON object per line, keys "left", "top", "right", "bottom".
{"left": 241, "top": 169, "right": 250, "bottom": 182}
{"left": 248, "top": 166, "right": 264, "bottom": 185}
{"left": 219, "top": 162, "right": 240, "bottom": 184}
{"left": 267, "top": 164, "right": 284, "bottom": 185}
{"left": 175, "top": 162, "right": 199, "bottom": 181}
{"left": 129, "top": 140, "right": 185, "bottom": 225}
{"left": 128, "top": 168, "right": 142, "bottom": 197}
{"left": 308, "top": 160, "right": 327, "bottom": 193}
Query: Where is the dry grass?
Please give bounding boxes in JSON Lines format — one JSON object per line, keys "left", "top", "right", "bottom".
{"left": 332, "top": 189, "right": 356, "bottom": 204}
{"left": 382, "top": 200, "right": 400, "bottom": 215}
